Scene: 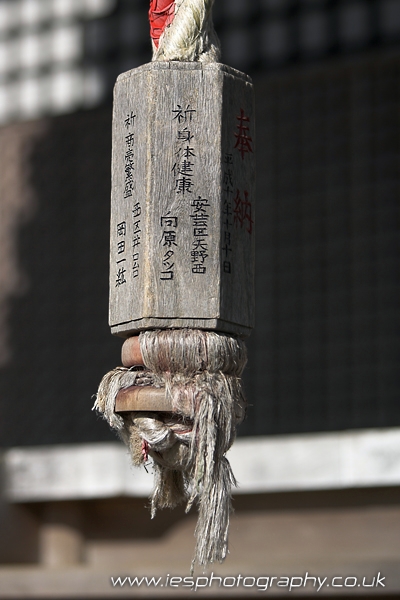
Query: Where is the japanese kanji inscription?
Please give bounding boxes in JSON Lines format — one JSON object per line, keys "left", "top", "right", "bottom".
{"left": 109, "top": 61, "right": 255, "bottom": 337}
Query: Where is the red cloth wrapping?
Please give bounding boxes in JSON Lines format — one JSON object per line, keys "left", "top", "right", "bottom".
{"left": 149, "top": 0, "right": 175, "bottom": 47}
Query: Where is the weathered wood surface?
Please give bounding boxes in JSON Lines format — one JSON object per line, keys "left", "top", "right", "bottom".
{"left": 110, "top": 61, "right": 255, "bottom": 338}
{"left": 115, "top": 386, "right": 170, "bottom": 412}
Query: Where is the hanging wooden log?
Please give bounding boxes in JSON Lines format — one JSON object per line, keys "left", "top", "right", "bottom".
{"left": 94, "top": 0, "right": 255, "bottom": 573}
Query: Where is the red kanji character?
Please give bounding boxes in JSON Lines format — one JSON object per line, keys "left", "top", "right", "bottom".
{"left": 233, "top": 189, "right": 253, "bottom": 234}
{"left": 234, "top": 108, "right": 253, "bottom": 159}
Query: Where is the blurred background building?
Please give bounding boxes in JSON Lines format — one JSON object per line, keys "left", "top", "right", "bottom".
{"left": 0, "top": 0, "right": 399, "bottom": 597}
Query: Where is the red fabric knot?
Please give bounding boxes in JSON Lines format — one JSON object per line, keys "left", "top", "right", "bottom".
{"left": 149, "top": 0, "right": 175, "bottom": 48}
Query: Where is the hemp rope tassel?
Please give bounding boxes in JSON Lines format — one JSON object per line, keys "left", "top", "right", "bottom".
{"left": 94, "top": 329, "right": 247, "bottom": 570}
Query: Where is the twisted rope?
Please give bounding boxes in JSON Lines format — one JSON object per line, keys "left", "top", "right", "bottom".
{"left": 149, "top": 0, "right": 221, "bottom": 63}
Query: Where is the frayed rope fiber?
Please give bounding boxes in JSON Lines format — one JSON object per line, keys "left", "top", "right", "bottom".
{"left": 94, "top": 329, "right": 247, "bottom": 571}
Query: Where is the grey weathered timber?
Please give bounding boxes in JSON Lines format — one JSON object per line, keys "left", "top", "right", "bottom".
{"left": 110, "top": 61, "right": 255, "bottom": 338}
